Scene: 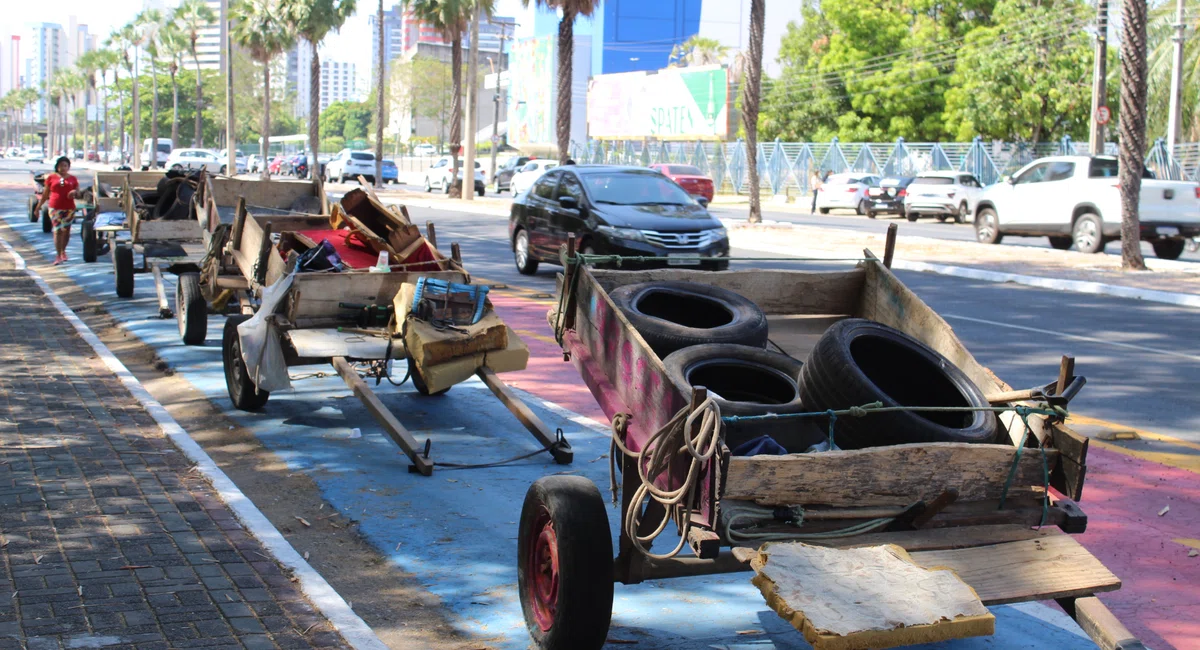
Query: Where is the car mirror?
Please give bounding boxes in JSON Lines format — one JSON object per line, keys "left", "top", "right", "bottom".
{"left": 558, "top": 196, "right": 579, "bottom": 210}
{"left": 696, "top": 196, "right": 710, "bottom": 207}
{"left": 1003, "top": 176, "right": 1014, "bottom": 185}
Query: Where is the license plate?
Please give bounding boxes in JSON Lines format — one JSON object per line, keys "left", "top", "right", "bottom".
{"left": 1157, "top": 226, "right": 1180, "bottom": 236}
{"left": 667, "top": 253, "right": 693, "bottom": 266}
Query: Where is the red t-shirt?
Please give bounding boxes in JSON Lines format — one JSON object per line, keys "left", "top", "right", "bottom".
{"left": 46, "top": 173, "right": 79, "bottom": 211}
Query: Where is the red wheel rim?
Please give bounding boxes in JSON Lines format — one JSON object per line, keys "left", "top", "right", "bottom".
{"left": 527, "top": 507, "right": 559, "bottom": 632}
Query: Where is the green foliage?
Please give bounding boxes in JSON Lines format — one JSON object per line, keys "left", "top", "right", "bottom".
{"left": 1147, "top": 0, "right": 1200, "bottom": 141}
{"left": 390, "top": 55, "right": 455, "bottom": 142}
{"left": 319, "top": 100, "right": 373, "bottom": 141}
{"left": 669, "top": 36, "right": 728, "bottom": 67}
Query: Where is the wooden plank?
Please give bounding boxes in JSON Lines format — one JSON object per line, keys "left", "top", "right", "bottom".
{"left": 134, "top": 218, "right": 203, "bottom": 243}
{"left": 823, "top": 524, "right": 1063, "bottom": 552}
{"left": 331, "top": 356, "right": 433, "bottom": 476}
{"left": 724, "top": 443, "right": 1058, "bottom": 507}
{"left": 910, "top": 535, "right": 1120, "bottom": 606}
{"left": 477, "top": 367, "right": 573, "bottom": 464}
{"left": 591, "top": 268, "right": 866, "bottom": 316}
{"left": 405, "top": 312, "right": 509, "bottom": 366}
{"left": 286, "top": 270, "right": 467, "bottom": 321}
{"left": 1068, "top": 597, "right": 1147, "bottom": 650}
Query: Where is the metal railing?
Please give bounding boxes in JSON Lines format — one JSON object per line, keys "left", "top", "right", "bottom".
{"left": 570, "top": 136, "right": 1200, "bottom": 197}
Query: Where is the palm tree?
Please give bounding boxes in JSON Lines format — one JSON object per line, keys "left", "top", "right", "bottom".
{"left": 741, "top": 0, "right": 765, "bottom": 224}
{"left": 139, "top": 9, "right": 166, "bottom": 168}
{"left": 16, "top": 87, "right": 41, "bottom": 149}
{"left": 287, "top": 0, "right": 357, "bottom": 188}
{"left": 61, "top": 72, "right": 87, "bottom": 155}
{"left": 407, "top": 0, "right": 468, "bottom": 191}
{"left": 668, "top": 35, "right": 728, "bottom": 67}
{"left": 231, "top": 0, "right": 296, "bottom": 180}
{"left": 76, "top": 51, "right": 104, "bottom": 158}
{"left": 175, "top": 0, "right": 217, "bottom": 147}
{"left": 45, "top": 76, "right": 65, "bottom": 156}
{"left": 90, "top": 49, "right": 120, "bottom": 158}
{"left": 111, "top": 22, "right": 145, "bottom": 167}
{"left": 1117, "top": 0, "right": 1149, "bottom": 270}
{"left": 1147, "top": 1, "right": 1200, "bottom": 142}
{"left": 521, "top": 0, "right": 598, "bottom": 163}
{"left": 158, "top": 24, "right": 189, "bottom": 148}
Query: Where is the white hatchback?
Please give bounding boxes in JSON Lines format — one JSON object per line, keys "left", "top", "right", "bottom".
{"left": 815, "top": 172, "right": 882, "bottom": 215}
{"left": 166, "top": 148, "right": 225, "bottom": 174}
{"left": 903, "top": 171, "right": 984, "bottom": 223}
{"left": 510, "top": 160, "right": 560, "bottom": 196}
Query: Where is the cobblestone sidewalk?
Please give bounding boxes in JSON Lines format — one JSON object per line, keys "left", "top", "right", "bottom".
{"left": 0, "top": 255, "right": 347, "bottom": 649}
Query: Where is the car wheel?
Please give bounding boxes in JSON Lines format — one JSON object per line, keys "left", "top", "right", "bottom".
{"left": 907, "top": 212, "right": 919, "bottom": 222}
{"left": 1048, "top": 236, "right": 1073, "bottom": 251}
{"left": 424, "top": 177, "right": 432, "bottom": 192}
{"left": 866, "top": 210, "right": 876, "bottom": 219}
{"left": 818, "top": 207, "right": 829, "bottom": 214}
{"left": 1152, "top": 238, "right": 1186, "bottom": 260}
{"left": 514, "top": 229, "right": 539, "bottom": 275}
{"left": 171, "top": 164, "right": 182, "bottom": 172}
{"left": 855, "top": 199, "right": 867, "bottom": 215}
{"left": 955, "top": 202, "right": 968, "bottom": 224}
{"left": 936, "top": 215, "right": 947, "bottom": 223}
{"left": 975, "top": 208, "right": 1002, "bottom": 244}
{"left": 1186, "top": 238, "right": 1199, "bottom": 253}
{"left": 219, "top": 165, "right": 227, "bottom": 175}
{"left": 1072, "top": 213, "right": 1104, "bottom": 254}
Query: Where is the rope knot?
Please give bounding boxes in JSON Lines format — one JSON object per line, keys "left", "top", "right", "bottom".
{"left": 847, "top": 406, "right": 869, "bottom": 418}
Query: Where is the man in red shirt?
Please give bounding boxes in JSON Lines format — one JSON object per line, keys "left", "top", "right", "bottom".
{"left": 35, "top": 156, "right": 83, "bottom": 265}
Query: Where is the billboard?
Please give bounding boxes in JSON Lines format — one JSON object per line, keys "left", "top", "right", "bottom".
{"left": 587, "top": 65, "right": 729, "bottom": 140}
{"left": 509, "top": 36, "right": 555, "bottom": 146}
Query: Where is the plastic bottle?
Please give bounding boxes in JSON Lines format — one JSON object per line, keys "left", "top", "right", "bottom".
{"left": 369, "top": 250, "right": 390, "bottom": 273}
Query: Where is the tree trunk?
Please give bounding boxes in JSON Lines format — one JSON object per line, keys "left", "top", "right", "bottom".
{"left": 133, "top": 53, "right": 142, "bottom": 169}
{"left": 555, "top": 9, "right": 574, "bottom": 164}
{"left": 449, "top": 26, "right": 463, "bottom": 197}
{"left": 261, "top": 63, "right": 271, "bottom": 180}
{"left": 1118, "top": 0, "right": 1148, "bottom": 270}
{"left": 170, "top": 67, "right": 180, "bottom": 148}
{"left": 374, "top": 0, "right": 385, "bottom": 189}
{"left": 116, "top": 69, "right": 126, "bottom": 163}
{"left": 741, "top": 0, "right": 765, "bottom": 224}
{"left": 150, "top": 61, "right": 160, "bottom": 169}
{"left": 103, "top": 79, "right": 110, "bottom": 159}
{"left": 309, "top": 39, "right": 321, "bottom": 190}
{"left": 194, "top": 54, "right": 204, "bottom": 147}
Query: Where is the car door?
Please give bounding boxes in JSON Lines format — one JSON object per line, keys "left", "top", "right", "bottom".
{"left": 526, "top": 171, "right": 563, "bottom": 256}
{"left": 1036, "top": 161, "right": 1077, "bottom": 229}
{"left": 959, "top": 174, "right": 983, "bottom": 211}
{"left": 996, "top": 162, "right": 1051, "bottom": 227}
{"left": 547, "top": 171, "right": 587, "bottom": 253}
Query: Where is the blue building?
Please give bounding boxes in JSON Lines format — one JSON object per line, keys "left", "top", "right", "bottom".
{"left": 590, "top": 0, "right": 702, "bottom": 75}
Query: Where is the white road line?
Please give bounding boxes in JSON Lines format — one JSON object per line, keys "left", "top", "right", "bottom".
{"left": 943, "top": 313, "right": 1200, "bottom": 362}
{"left": 0, "top": 235, "right": 389, "bottom": 650}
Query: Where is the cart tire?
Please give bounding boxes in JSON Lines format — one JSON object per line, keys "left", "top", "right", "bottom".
{"left": 663, "top": 344, "right": 821, "bottom": 452}
{"left": 798, "top": 318, "right": 998, "bottom": 449}
{"left": 610, "top": 281, "right": 768, "bottom": 357}
{"left": 408, "top": 355, "right": 449, "bottom": 396}
{"left": 176, "top": 273, "right": 208, "bottom": 345}
{"left": 81, "top": 221, "right": 98, "bottom": 262}
{"left": 114, "top": 245, "right": 135, "bottom": 298}
{"left": 518, "top": 476, "right": 613, "bottom": 650}
{"left": 41, "top": 205, "right": 52, "bottom": 233}
{"left": 223, "top": 315, "right": 270, "bottom": 410}
{"left": 27, "top": 196, "right": 38, "bottom": 222}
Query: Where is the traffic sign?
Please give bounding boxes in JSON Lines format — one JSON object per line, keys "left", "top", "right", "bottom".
{"left": 1096, "top": 106, "right": 1111, "bottom": 126}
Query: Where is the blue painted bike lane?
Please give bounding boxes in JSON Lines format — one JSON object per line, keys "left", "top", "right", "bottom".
{"left": 1, "top": 200, "right": 1103, "bottom": 650}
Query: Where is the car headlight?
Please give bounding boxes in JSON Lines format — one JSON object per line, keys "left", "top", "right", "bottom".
{"left": 597, "top": 225, "right": 645, "bottom": 242}
{"left": 706, "top": 227, "right": 728, "bottom": 242}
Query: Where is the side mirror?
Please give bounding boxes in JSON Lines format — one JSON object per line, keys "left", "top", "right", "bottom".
{"left": 696, "top": 196, "right": 710, "bottom": 207}
{"left": 558, "top": 195, "right": 579, "bottom": 210}
{"left": 1003, "top": 176, "right": 1014, "bottom": 185}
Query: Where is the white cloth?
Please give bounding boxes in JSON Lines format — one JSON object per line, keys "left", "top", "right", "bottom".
{"left": 237, "top": 271, "right": 295, "bottom": 392}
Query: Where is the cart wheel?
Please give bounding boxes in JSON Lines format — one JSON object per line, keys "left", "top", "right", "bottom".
{"left": 223, "top": 315, "right": 269, "bottom": 410}
{"left": 27, "top": 196, "right": 38, "bottom": 223}
{"left": 41, "top": 206, "right": 52, "bottom": 233}
{"left": 81, "top": 221, "right": 98, "bottom": 263}
{"left": 176, "top": 273, "right": 208, "bottom": 345}
{"left": 408, "top": 355, "right": 449, "bottom": 396}
{"left": 518, "top": 476, "right": 614, "bottom": 650}
{"left": 114, "top": 245, "right": 135, "bottom": 298}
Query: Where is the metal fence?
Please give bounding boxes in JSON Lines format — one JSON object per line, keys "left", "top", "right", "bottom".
{"left": 569, "top": 136, "right": 1200, "bottom": 197}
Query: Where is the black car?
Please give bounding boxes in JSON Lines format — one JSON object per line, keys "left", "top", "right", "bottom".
{"left": 509, "top": 165, "right": 729, "bottom": 274}
{"left": 865, "top": 176, "right": 915, "bottom": 219}
{"left": 493, "top": 156, "right": 531, "bottom": 193}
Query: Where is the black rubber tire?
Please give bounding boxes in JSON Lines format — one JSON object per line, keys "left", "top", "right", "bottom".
{"left": 936, "top": 215, "right": 947, "bottom": 223}
{"left": 408, "top": 355, "right": 449, "bottom": 396}
{"left": 27, "top": 196, "right": 38, "bottom": 222}
{"left": 114, "top": 245, "right": 135, "bottom": 298}
{"left": 518, "top": 475, "right": 613, "bottom": 650}
{"left": 866, "top": 210, "right": 876, "bottom": 219}
{"left": 41, "top": 205, "right": 52, "bottom": 233}
{"left": 907, "top": 212, "right": 919, "bottom": 222}
{"left": 151, "top": 178, "right": 195, "bottom": 220}
{"left": 514, "top": 229, "right": 539, "bottom": 275}
{"left": 975, "top": 207, "right": 1003, "bottom": 244}
{"left": 1072, "top": 214, "right": 1104, "bottom": 254}
{"left": 663, "top": 344, "right": 822, "bottom": 452}
{"left": 818, "top": 207, "right": 829, "bottom": 214}
{"left": 955, "top": 202, "right": 968, "bottom": 224}
{"left": 610, "top": 281, "right": 768, "bottom": 357}
{"left": 702, "top": 259, "right": 730, "bottom": 272}
{"left": 176, "top": 273, "right": 208, "bottom": 345}
{"left": 1151, "top": 239, "right": 1185, "bottom": 260}
{"left": 223, "top": 315, "right": 270, "bottom": 410}
{"left": 1048, "top": 236, "right": 1073, "bottom": 251}
{"left": 855, "top": 199, "right": 867, "bottom": 215}
{"left": 799, "top": 319, "right": 998, "bottom": 449}
{"left": 81, "top": 221, "right": 98, "bottom": 262}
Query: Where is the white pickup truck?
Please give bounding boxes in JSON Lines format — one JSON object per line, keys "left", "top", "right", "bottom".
{"left": 974, "top": 155, "right": 1200, "bottom": 259}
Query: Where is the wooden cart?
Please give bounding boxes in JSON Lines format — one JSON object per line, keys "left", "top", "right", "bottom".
{"left": 219, "top": 199, "right": 574, "bottom": 475}
{"left": 517, "top": 237, "right": 1143, "bottom": 650}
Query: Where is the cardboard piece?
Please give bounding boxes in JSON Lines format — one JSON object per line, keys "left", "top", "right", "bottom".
{"left": 404, "top": 312, "right": 509, "bottom": 367}
{"left": 413, "top": 326, "right": 529, "bottom": 394}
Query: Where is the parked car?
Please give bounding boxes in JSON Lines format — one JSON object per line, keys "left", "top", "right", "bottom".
{"left": 166, "top": 148, "right": 225, "bottom": 173}
{"left": 903, "top": 171, "right": 984, "bottom": 223}
{"left": 217, "top": 150, "right": 248, "bottom": 174}
{"left": 142, "top": 138, "right": 172, "bottom": 168}
{"left": 325, "top": 149, "right": 377, "bottom": 184}
{"left": 105, "top": 150, "right": 124, "bottom": 164}
{"left": 5, "top": 147, "right": 19, "bottom": 158}
{"left": 815, "top": 172, "right": 882, "bottom": 214}
{"left": 423, "top": 156, "right": 485, "bottom": 196}
{"left": 24, "top": 148, "right": 44, "bottom": 164}
{"left": 492, "top": 156, "right": 532, "bottom": 193}
{"left": 865, "top": 177, "right": 915, "bottom": 218}
{"left": 381, "top": 159, "right": 398, "bottom": 184}
{"left": 509, "top": 165, "right": 728, "bottom": 275}
{"left": 316, "top": 154, "right": 333, "bottom": 179}
{"left": 510, "top": 160, "right": 559, "bottom": 196}
{"left": 86, "top": 150, "right": 99, "bottom": 162}
{"left": 648, "top": 163, "right": 715, "bottom": 202}
{"left": 412, "top": 143, "right": 437, "bottom": 157}
{"left": 268, "top": 156, "right": 288, "bottom": 175}
{"left": 974, "top": 155, "right": 1200, "bottom": 259}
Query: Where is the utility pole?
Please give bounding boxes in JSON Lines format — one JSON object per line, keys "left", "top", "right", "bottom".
{"left": 1088, "top": 0, "right": 1109, "bottom": 154}
{"left": 489, "top": 20, "right": 511, "bottom": 186}
{"left": 462, "top": 4, "right": 480, "bottom": 201}
{"left": 1166, "top": 0, "right": 1187, "bottom": 152}
{"left": 224, "top": 0, "right": 235, "bottom": 175}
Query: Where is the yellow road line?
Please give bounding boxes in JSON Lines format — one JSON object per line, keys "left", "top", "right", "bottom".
{"left": 513, "top": 328, "right": 559, "bottom": 346}
{"left": 1173, "top": 538, "right": 1200, "bottom": 551}
{"left": 1067, "top": 414, "right": 1200, "bottom": 474}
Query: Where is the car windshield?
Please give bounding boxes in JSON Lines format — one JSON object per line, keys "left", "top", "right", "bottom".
{"left": 383, "top": 160, "right": 396, "bottom": 167}
{"left": 350, "top": 152, "right": 374, "bottom": 161}
{"left": 581, "top": 171, "right": 697, "bottom": 206}
{"left": 668, "top": 165, "right": 703, "bottom": 175}
{"left": 880, "top": 177, "right": 910, "bottom": 187}
{"left": 1088, "top": 158, "right": 1155, "bottom": 179}
{"left": 828, "top": 174, "right": 865, "bottom": 185}
{"left": 911, "top": 176, "right": 954, "bottom": 185}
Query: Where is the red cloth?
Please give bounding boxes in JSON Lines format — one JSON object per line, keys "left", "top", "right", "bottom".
{"left": 45, "top": 173, "right": 79, "bottom": 211}
{"left": 296, "top": 229, "right": 379, "bottom": 269}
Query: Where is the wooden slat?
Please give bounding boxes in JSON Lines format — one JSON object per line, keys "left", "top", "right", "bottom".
{"left": 331, "top": 356, "right": 433, "bottom": 476}
{"left": 1069, "top": 597, "right": 1147, "bottom": 650}
{"left": 476, "top": 367, "right": 572, "bottom": 464}
{"left": 724, "top": 443, "right": 1058, "bottom": 507}
{"left": 910, "top": 535, "right": 1120, "bottom": 605}
{"left": 590, "top": 268, "right": 866, "bottom": 315}
{"left": 818, "top": 524, "right": 1062, "bottom": 552}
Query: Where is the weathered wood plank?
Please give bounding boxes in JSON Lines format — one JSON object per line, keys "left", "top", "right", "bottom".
{"left": 1068, "top": 597, "right": 1147, "bottom": 650}
{"left": 331, "top": 356, "right": 433, "bottom": 476}
{"left": 911, "top": 535, "right": 1120, "bottom": 606}
{"left": 723, "top": 443, "right": 1058, "bottom": 507}
{"left": 828, "top": 524, "right": 1062, "bottom": 552}
{"left": 591, "top": 268, "right": 866, "bottom": 315}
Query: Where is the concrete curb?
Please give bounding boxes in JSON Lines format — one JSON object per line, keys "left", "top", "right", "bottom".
{"left": 730, "top": 239, "right": 1200, "bottom": 309}
{"left": 0, "top": 236, "right": 390, "bottom": 650}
